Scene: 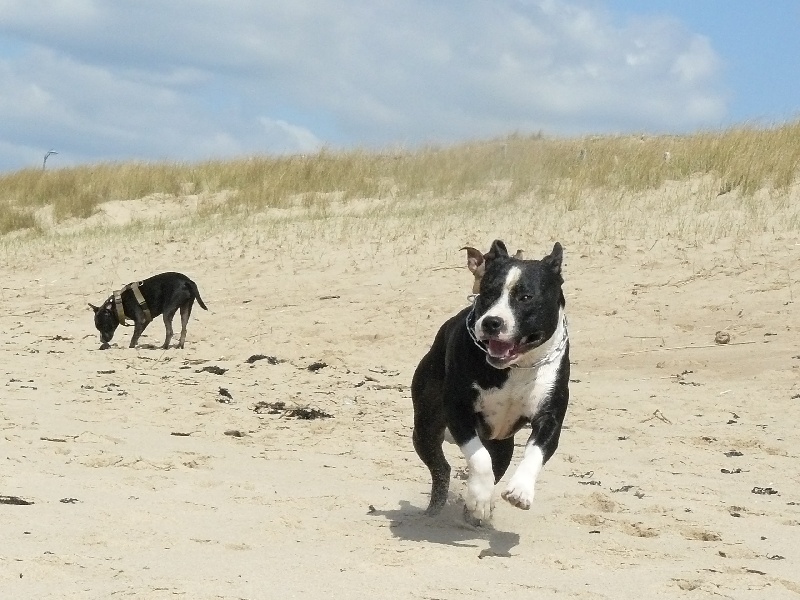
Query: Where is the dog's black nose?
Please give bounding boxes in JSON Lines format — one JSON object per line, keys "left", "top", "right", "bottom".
{"left": 481, "top": 316, "right": 504, "bottom": 335}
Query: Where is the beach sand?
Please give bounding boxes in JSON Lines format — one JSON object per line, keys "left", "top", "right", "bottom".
{"left": 1, "top": 196, "right": 799, "bottom": 599}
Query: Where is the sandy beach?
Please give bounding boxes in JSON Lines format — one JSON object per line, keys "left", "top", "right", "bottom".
{"left": 1, "top": 192, "right": 799, "bottom": 599}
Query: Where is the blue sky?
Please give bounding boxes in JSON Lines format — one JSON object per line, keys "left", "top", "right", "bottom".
{"left": 608, "top": 0, "right": 800, "bottom": 124}
{"left": 0, "top": 0, "right": 797, "bottom": 172}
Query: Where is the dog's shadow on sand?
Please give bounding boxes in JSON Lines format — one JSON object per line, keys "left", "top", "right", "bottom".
{"left": 370, "top": 500, "right": 520, "bottom": 557}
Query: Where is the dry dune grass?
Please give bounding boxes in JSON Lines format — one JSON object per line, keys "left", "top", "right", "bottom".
{"left": 1, "top": 120, "right": 799, "bottom": 240}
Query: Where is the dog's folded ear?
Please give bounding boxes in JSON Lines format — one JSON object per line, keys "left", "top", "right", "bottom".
{"left": 486, "top": 239, "right": 509, "bottom": 262}
{"left": 543, "top": 242, "right": 563, "bottom": 276}
{"left": 461, "top": 246, "right": 485, "bottom": 276}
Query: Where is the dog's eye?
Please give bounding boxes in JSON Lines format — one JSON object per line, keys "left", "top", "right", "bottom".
{"left": 518, "top": 294, "right": 534, "bottom": 302}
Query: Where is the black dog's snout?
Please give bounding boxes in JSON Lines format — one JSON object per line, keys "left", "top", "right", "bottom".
{"left": 481, "top": 316, "right": 504, "bottom": 335}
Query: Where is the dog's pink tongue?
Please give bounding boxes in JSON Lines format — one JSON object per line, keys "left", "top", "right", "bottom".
{"left": 488, "top": 340, "right": 516, "bottom": 358}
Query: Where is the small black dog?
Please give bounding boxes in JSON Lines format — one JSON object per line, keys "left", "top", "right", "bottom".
{"left": 89, "top": 272, "right": 207, "bottom": 350}
{"left": 411, "top": 240, "right": 569, "bottom": 524}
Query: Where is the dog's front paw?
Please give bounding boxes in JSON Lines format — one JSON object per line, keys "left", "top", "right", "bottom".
{"left": 464, "top": 472, "right": 495, "bottom": 524}
{"left": 501, "top": 476, "right": 534, "bottom": 510}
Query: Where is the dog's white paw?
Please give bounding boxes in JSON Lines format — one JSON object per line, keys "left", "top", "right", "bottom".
{"left": 465, "top": 472, "right": 495, "bottom": 523}
{"left": 502, "top": 476, "right": 534, "bottom": 510}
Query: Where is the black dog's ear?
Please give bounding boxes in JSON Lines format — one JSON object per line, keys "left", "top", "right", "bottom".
{"left": 461, "top": 246, "right": 485, "bottom": 276}
{"left": 88, "top": 303, "right": 100, "bottom": 313}
{"left": 485, "top": 239, "right": 509, "bottom": 263}
{"left": 543, "top": 242, "right": 563, "bottom": 275}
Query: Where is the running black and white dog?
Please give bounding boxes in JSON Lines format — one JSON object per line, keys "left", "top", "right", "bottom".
{"left": 411, "top": 240, "right": 569, "bottom": 524}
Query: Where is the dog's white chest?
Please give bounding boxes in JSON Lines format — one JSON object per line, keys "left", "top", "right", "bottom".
{"left": 473, "top": 360, "right": 561, "bottom": 440}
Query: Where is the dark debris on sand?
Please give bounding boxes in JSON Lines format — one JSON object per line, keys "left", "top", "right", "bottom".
{"left": 0, "top": 495, "right": 34, "bottom": 506}
{"left": 245, "top": 354, "right": 282, "bottom": 365}
{"left": 196, "top": 365, "right": 228, "bottom": 375}
{"left": 253, "top": 401, "right": 332, "bottom": 420}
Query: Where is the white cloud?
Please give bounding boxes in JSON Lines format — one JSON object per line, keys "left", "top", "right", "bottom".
{"left": 258, "top": 117, "right": 322, "bottom": 153}
{"left": 0, "top": 0, "right": 726, "bottom": 171}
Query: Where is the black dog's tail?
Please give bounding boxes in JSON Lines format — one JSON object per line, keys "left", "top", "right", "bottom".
{"left": 188, "top": 279, "right": 208, "bottom": 310}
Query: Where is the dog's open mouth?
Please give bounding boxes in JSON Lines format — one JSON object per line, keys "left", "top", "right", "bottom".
{"left": 486, "top": 339, "right": 520, "bottom": 361}
{"left": 484, "top": 333, "right": 546, "bottom": 367}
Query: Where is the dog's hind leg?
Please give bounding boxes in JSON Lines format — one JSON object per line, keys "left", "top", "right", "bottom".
{"left": 411, "top": 341, "right": 452, "bottom": 515}
{"left": 483, "top": 437, "right": 515, "bottom": 483}
{"left": 177, "top": 300, "right": 194, "bottom": 349}
{"left": 161, "top": 307, "right": 178, "bottom": 349}
{"left": 412, "top": 423, "right": 450, "bottom": 515}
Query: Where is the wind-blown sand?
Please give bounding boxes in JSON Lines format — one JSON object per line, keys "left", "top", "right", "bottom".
{"left": 1, "top": 197, "right": 798, "bottom": 599}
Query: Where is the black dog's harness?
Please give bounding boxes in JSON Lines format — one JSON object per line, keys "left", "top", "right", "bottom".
{"left": 111, "top": 282, "right": 151, "bottom": 326}
{"left": 465, "top": 294, "right": 568, "bottom": 370}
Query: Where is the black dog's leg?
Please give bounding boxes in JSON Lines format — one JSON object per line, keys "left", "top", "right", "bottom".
{"left": 412, "top": 423, "right": 450, "bottom": 515}
{"left": 483, "top": 437, "right": 515, "bottom": 483}
{"left": 177, "top": 300, "right": 194, "bottom": 349}
{"left": 162, "top": 308, "right": 178, "bottom": 349}
{"left": 129, "top": 319, "right": 151, "bottom": 348}
{"left": 411, "top": 363, "right": 451, "bottom": 515}
{"left": 411, "top": 321, "right": 466, "bottom": 516}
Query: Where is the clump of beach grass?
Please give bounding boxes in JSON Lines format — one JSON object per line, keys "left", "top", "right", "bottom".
{"left": 1, "top": 120, "right": 798, "bottom": 242}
